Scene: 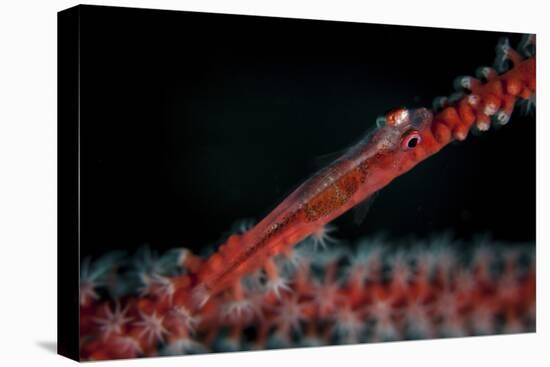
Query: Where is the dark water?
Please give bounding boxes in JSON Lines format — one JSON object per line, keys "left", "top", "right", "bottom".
{"left": 78, "top": 6, "right": 535, "bottom": 258}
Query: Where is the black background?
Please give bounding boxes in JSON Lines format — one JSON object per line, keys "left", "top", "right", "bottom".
{"left": 79, "top": 5, "right": 535, "bottom": 258}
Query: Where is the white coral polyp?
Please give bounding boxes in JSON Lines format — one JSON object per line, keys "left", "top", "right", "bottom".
{"left": 221, "top": 299, "right": 258, "bottom": 324}
{"left": 310, "top": 224, "right": 339, "bottom": 251}
{"left": 135, "top": 311, "right": 169, "bottom": 344}
{"left": 139, "top": 273, "right": 175, "bottom": 302}
{"left": 170, "top": 306, "right": 200, "bottom": 334}
{"left": 264, "top": 276, "right": 292, "bottom": 298}
{"left": 93, "top": 302, "right": 132, "bottom": 340}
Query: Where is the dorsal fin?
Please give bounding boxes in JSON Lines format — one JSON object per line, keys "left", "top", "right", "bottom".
{"left": 312, "top": 148, "right": 348, "bottom": 169}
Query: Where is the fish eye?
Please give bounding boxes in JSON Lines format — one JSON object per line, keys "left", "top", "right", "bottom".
{"left": 401, "top": 130, "right": 422, "bottom": 150}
